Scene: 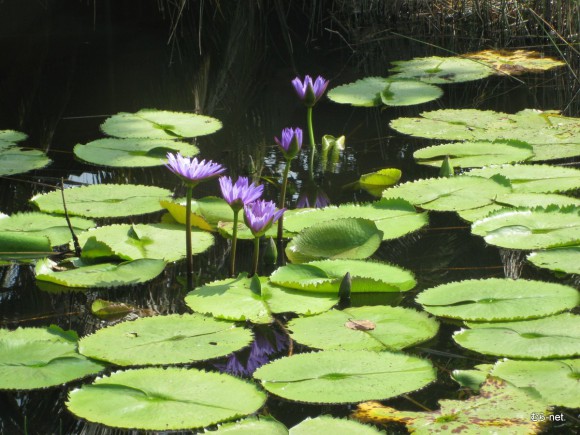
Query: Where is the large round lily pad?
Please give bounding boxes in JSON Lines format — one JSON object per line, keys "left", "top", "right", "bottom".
{"left": 416, "top": 278, "right": 579, "bottom": 321}
{"left": 66, "top": 367, "right": 266, "bottom": 430}
{"left": 389, "top": 56, "right": 494, "bottom": 83}
{"left": 79, "top": 314, "right": 252, "bottom": 366}
{"left": 253, "top": 350, "right": 436, "bottom": 404}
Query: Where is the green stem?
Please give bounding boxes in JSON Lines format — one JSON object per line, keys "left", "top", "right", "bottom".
{"left": 185, "top": 185, "right": 193, "bottom": 291}
{"left": 230, "top": 210, "right": 239, "bottom": 277}
{"left": 251, "top": 236, "right": 260, "bottom": 277}
{"left": 307, "top": 106, "right": 316, "bottom": 176}
{"left": 277, "top": 159, "right": 291, "bottom": 245}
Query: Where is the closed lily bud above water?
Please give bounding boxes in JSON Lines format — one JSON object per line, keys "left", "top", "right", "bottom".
{"left": 219, "top": 176, "right": 264, "bottom": 212}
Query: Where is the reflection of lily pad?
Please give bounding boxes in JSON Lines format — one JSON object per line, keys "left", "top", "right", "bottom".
{"left": 466, "top": 49, "right": 565, "bottom": 75}
{"left": 389, "top": 56, "right": 494, "bottom": 83}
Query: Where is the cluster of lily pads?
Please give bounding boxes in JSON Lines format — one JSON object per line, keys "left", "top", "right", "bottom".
{"left": 0, "top": 50, "right": 578, "bottom": 432}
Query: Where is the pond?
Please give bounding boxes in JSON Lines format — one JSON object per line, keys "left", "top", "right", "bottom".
{"left": 1, "top": 2, "right": 579, "bottom": 434}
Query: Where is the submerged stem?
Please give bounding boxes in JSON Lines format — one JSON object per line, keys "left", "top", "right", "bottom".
{"left": 251, "top": 236, "right": 260, "bottom": 277}
{"left": 230, "top": 210, "right": 240, "bottom": 277}
{"left": 185, "top": 185, "right": 193, "bottom": 291}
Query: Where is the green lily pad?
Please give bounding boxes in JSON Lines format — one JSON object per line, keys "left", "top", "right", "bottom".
{"left": 454, "top": 313, "right": 580, "bottom": 359}
{"left": 74, "top": 138, "right": 199, "bottom": 167}
{"left": 213, "top": 417, "right": 288, "bottom": 434}
{"left": 288, "top": 306, "right": 438, "bottom": 351}
{"left": 414, "top": 140, "right": 534, "bottom": 168}
{"left": 0, "top": 146, "right": 52, "bottom": 176}
{"left": 283, "top": 198, "right": 427, "bottom": 241}
{"left": 389, "top": 56, "right": 494, "bottom": 83}
{"left": 270, "top": 259, "right": 416, "bottom": 293}
{"left": 527, "top": 247, "right": 580, "bottom": 275}
{"left": 160, "top": 196, "right": 234, "bottom": 231}
{"left": 66, "top": 367, "right": 266, "bottom": 430}
{"left": 100, "top": 109, "right": 222, "bottom": 139}
{"left": 79, "top": 314, "right": 252, "bottom": 366}
{"left": 327, "top": 77, "right": 442, "bottom": 107}
{"left": 185, "top": 274, "right": 337, "bottom": 323}
{"left": 451, "top": 364, "right": 494, "bottom": 392}
{"left": 290, "top": 416, "right": 383, "bottom": 434}
{"left": 416, "top": 278, "right": 579, "bottom": 321}
{"left": 357, "top": 168, "right": 402, "bottom": 197}
{"left": 253, "top": 350, "right": 436, "bottom": 404}
{"left": 77, "top": 223, "right": 213, "bottom": 262}
{"left": 492, "top": 359, "right": 580, "bottom": 408}
{"left": 382, "top": 175, "right": 511, "bottom": 211}
{"left": 471, "top": 206, "right": 580, "bottom": 250}
{"left": 0, "top": 129, "right": 27, "bottom": 143}
{"left": 35, "top": 257, "right": 166, "bottom": 288}
{"left": 0, "top": 325, "right": 105, "bottom": 390}
{"left": 31, "top": 184, "right": 172, "bottom": 218}
{"left": 285, "top": 218, "right": 383, "bottom": 264}
{"left": 0, "top": 232, "right": 52, "bottom": 260}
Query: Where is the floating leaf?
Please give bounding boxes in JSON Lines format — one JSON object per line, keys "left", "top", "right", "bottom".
{"left": 414, "top": 140, "right": 534, "bottom": 168}
{"left": 0, "top": 134, "right": 51, "bottom": 176}
{"left": 160, "top": 196, "right": 233, "bottom": 231}
{"left": 416, "top": 278, "right": 579, "bottom": 321}
{"left": 357, "top": 168, "right": 402, "bottom": 196}
{"left": 74, "top": 138, "right": 199, "bottom": 167}
{"left": 0, "top": 129, "right": 27, "bottom": 143}
{"left": 100, "top": 109, "right": 222, "bottom": 139}
{"left": 455, "top": 313, "right": 580, "bottom": 359}
{"left": 451, "top": 364, "right": 494, "bottom": 392}
{"left": 283, "top": 198, "right": 427, "bottom": 241}
{"left": 354, "top": 377, "right": 546, "bottom": 434}
{"left": 91, "top": 299, "right": 155, "bottom": 321}
{"left": 389, "top": 56, "right": 494, "bottom": 83}
{"left": 527, "top": 246, "right": 580, "bottom": 275}
{"left": 0, "top": 325, "right": 104, "bottom": 390}
{"left": 288, "top": 306, "right": 438, "bottom": 351}
{"left": 66, "top": 367, "right": 266, "bottom": 430}
{"left": 382, "top": 176, "right": 511, "bottom": 211}
{"left": 492, "top": 359, "right": 580, "bottom": 408}
{"left": 471, "top": 206, "right": 580, "bottom": 250}
{"left": 290, "top": 416, "right": 382, "bottom": 434}
{"left": 285, "top": 218, "right": 383, "bottom": 263}
{"left": 327, "top": 77, "right": 442, "bottom": 107}
{"left": 31, "top": 184, "right": 172, "bottom": 218}
{"left": 0, "top": 232, "right": 52, "bottom": 260}
{"left": 270, "top": 259, "right": 416, "bottom": 293}
{"left": 79, "top": 314, "right": 252, "bottom": 366}
{"left": 35, "top": 258, "right": 166, "bottom": 288}
{"left": 253, "top": 350, "right": 435, "bottom": 404}
{"left": 213, "top": 416, "right": 288, "bottom": 434}
{"left": 466, "top": 49, "right": 565, "bottom": 75}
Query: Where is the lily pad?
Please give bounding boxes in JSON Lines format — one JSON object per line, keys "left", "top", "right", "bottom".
{"left": 327, "top": 77, "right": 442, "bottom": 107}
{"left": 471, "top": 206, "right": 580, "bottom": 250}
{"left": 100, "top": 109, "right": 222, "bottom": 139}
{"left": 416, "top": 278, "right": 579, "bottom": 321}
{"left": 357, "top": 168, "right": 402, "bottom": 196}
{"left": 288, "top": 306, "right": 438, "bottom": 351}
{"left": 527, "top": 247, "right": 580, "bottom": 275}
{"left": 0, "top": 232, "right": 52, "bottom": 260}
{"left": 454, "top": 313, "right": 580, "bottom": 359}
{"left": 465, "top": 49, "right": 565, "bottom": 75}
{"left": 270, "top": 259, "right": 416, "bottom": 293}
{"left": 382, "top": 175, "right": 511, "bottom": 211}
{"left": 79, "top": 314, "right": 252, "bottom": 366}
{"left": 389, "top": 56, "right": 494, "bottom": 83}
{"left": 0, "top": 146, "right": 52, "bottom": 176}
{"left": 66, "top": 367, "right": 266, "bottom": 430}
{"left": 0, "top": 325, "right": 105, "bottom": 390}
{"left": 290, "top": 416, "right": 382, "bottom": 434}
{"left": 451, "top": 364, "right": 494, "bottom": 392}
{"left": 213, "top": 417, "right": 288, "bottom": 434}
{"left": 414, "top": 140, "right": 534, "bottom": 168}
{"left": 253, "top": 350, "right": 436, "bottom": 404}
{"left": 285, "top": 218, "right": 383, "bottom": 264}
{"left": 35, "top": 257, "right": 166, "bottom": 288}
{"left": 74, "top": 138, "right": 199, "bottom": 167}
{"left": 31, "top": 184, "right": 172, "bottom": 218}
{"left": 160, "top": 196, "right": 233, "bottom": 231}
{"left": 0, "top": 129, "right": 27, "bottom": 143}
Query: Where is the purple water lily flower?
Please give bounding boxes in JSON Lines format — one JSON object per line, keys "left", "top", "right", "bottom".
{"left": 275, "top": 127, "right": 303, "bottom": 160}
{"left": 292, "top": 75, "right": 329, "bottom": 107}
{"left": 165, "top": 152, "right": 225, "bottom": 186}
{"left": 219, "top": 176, "right": 263, "bottom": 212}
{"left": 243, "top": 200, "right": 286, "bottom": 237}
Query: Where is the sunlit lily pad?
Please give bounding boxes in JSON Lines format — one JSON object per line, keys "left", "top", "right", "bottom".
{"left": 451, "top": 364, "right": 494, "bottom": 392}
{"left": 382, "top": 175, "right": 511, "bottom": 211}
{"left": 0, "top": 146, "right": 52, "bottom": 177}
{"left": 79, "top": 314, "right": 252, "bottom": 366}
{"left": 253, "top": 350, "right": 436, "bottom": 404}
{"left": 66, "top": 367, "right": 266, "bottom": 430}
{"left": 35, "top": 257, "right": 166, "bottom": 288}
{"left": 527, "top": 247, "right": 580, "bottom": 275}
{"left": 212, "top": 416, "right": 288, "bottom": 434}
{"left": 32, "top": 184, "right": 172, "bottom": 218}
{"left": 288, "top": 306, "right": 438, "bottom": 351}
{"left": 471, "top": 206, "right": 580, "bottom": 250}
{"left": 74, "top": 138, "right": 199, "bottom": 167}
{"left": 291, "top": 416, "right": 382, "bottom": 434}
{"left": 389, "top": 56, "right": 494, "bottom": 83}
{"left": 100, "top": 109, "right": 222, "bottom": 139}
{"left": 285, "top": 218, "right": 383, "bottom": 263}
{"left": 160, "top": 196, "right": 233, "bottom": 231}
{"left": 270, "top": 259, "right": 416, "bottom": 293}
{"left": 466, "top": 49, "right": 565, "bottom": 75}
{"left": 492, "top": 359, "right": 580, "bottom": 408}
{"left": 0, "top": 325, "right": 105, "bottom": 390}
{"left": 0, "top": 129, "right": 27, "bottom": 143}
{"left": 357, "top": 168, "right": 402, "bottom": 196}
{"left": 327, "top": 77, "right": 442, "bottom": 107}
{"left": 354, "top": 377, "right": 546, "bottom": 434}
{"left": 454, "top": 313, "right": 580, "bottom": 359}
{"left": 0, "top": 232, "right": 52, "bottom": 260}
{"left": 414, "top": 140, "right": 534, "bottom": 168}
{"left": 416, "top": 278, "right": 579, "bottom": 321}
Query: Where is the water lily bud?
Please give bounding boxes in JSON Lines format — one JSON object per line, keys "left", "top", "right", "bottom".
{"left": 263, "top": 236, "right": 278, "bottom": 265}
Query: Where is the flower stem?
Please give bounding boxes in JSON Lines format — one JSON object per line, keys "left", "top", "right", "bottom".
{"left": 307, "top": 106, "right": 316, "bottom": 175}
{"left": 185, "top": 185, "right": 193, "bottom": 291}
{"left": 277, "top": 159, "right": 291, "bottom": 248}
{"left": 251, "top": 236, "right": 260, "bottom": 277}
{"left": 230, "top": 210, "right": 240, "bottom": 277}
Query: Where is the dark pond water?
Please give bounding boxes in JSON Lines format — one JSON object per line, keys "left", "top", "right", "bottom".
{"left": 1, "top": 2, "right": 578, "bottom": 434}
